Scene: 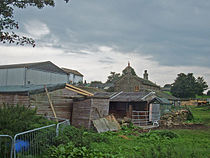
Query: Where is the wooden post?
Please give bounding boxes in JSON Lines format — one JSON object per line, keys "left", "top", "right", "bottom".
{"left": 44, "top": 86, "right": 58, "bottom": 122}
{"left": 129, "top": 104, "right": 133, "bottom": 119}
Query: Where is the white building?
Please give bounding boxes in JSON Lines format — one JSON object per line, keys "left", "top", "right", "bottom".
{"left": 62, "top": 68, "right": 83, "bottom": 84}
{"left": 0, "top": 61, "right": 69, "bottom": 86}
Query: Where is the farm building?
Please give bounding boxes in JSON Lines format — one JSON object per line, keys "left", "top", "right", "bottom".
{"left": 0, "top": 83, "right": 173, "bottom": 128}
{"left": 0, "top": 83, "right": 105, "bottom": 120}
{"left": 0, "top": 84, "right": 75, "bottom": 119}
{"left": 92, "top": 91, "right": 172, "bottom": 126}
{"left": 0, "top": 61, "right": 68, "bottom": 86}
{"left": 62, "top": 68, "right": 83, "bottom": 84}
{"left": 114, "top": 63, "right": 160, "bottom": 92}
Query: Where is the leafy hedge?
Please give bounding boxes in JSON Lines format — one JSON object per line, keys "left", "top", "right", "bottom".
{"left": 0, "top": 105, "right": 54, "bottom": 136}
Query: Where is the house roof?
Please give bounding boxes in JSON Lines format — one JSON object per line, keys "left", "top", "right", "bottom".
{"left": 61, "top": 68, "right": 83, "bottom": 77}
{"left": 0, "top": 61, "right": 66, "bottom": 74}
{"left": 115, "top": 74, "right": 160, "bottom": 88}
{"left": 134, "top": 76, "right": 160, "bottom": 88}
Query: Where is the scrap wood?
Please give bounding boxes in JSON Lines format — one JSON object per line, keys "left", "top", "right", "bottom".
{"left": 92, "top": 114, "right": 121, "bottom": 133}
{"left": 105, "top": 114, "right": 121, "bottom": 130}
{"left": 65, "top": 84, "right": 94, "bottom": 96}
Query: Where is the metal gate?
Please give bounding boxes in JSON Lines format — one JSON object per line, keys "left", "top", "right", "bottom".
{"left": 1, "top": 117, "right": 70, "bottom": 158}
{"left": 0, "top": 135, "right": 13, "bottom": 158}
{"left": 132, "top": 110, "right": 160, "bottom": 126}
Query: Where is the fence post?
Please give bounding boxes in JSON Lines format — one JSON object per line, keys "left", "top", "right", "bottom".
{"left": 0, "top": 135, "right": 14, "bottom": 158}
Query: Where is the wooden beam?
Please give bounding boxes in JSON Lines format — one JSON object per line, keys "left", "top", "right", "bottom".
{"left": 65, "top": 86, "right": 91, "bottom": 96}
{"left": 44, "top": 86, "right": 58, "bottom": 122}
{"left": 66, "top": 84, "right": 94, "bottom": 96}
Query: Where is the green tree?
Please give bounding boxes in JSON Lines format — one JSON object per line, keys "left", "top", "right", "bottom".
{"left": 106, "top": 71, "right": 121, "bottom": 83}
{"left": 171, "top": 73, "right": 208, "bottom": 98}
{"left": 195, "top": 77, "right": 208, "bottom": 95}
{"left": 90, "top": 81, "right": 103, "bottom": 88}
{"left": 207, "top": 90, "right": 210, "bottom": 96}
{"left": 0, "top": 0, "right": 69, "bottom": 46}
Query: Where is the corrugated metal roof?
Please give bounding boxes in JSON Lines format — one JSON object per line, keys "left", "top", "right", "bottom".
{"left": 62, "top": 68, "right": 83, "bottom": 76}
{"left": 110, "top": 92, "right": 150, "bottom": 102}
{"left": 0, "top": 61, "right": 66, "bottom": 74}
{"left": 153, "top": 97, "right": 171, "bottom": 105}
{"left": 94, "top": 92, "right": 117, "bottom": 98}
{"left": 0, "top": 84, "right": 66, "bottom": 95}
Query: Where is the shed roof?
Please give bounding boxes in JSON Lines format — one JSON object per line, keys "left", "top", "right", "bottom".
{"left": 0, "top": 84, "right": 66, "bottom": 95}
{"left": 0, "top": 61, "right": 66, "bottom": 74}
{"left": 151, "top": 97, "right": 171, "bottom": 105}
{"left": 109, "top": 91, "right": 151, "bottom": 102}
{"left": 61, "top": 68, "right": 83, "bottom": 76}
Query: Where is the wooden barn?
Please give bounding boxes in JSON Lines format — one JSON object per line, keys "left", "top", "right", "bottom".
{"left": 0, "top": 83, "right": 110, "bottom": 128}
{"left": 0, "top": 84, "right": 79, "bottom": 119}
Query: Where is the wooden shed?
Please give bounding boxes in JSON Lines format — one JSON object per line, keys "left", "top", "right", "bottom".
{"left": 0, "top": 84, "right": 91, "bottom": 120}
{"left": 71, "top": 96, "right": 110, "bottom": 129}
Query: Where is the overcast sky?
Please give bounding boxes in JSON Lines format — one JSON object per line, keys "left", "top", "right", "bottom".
{"left": 0, "top": 0, "right": 210, "bottom": 90}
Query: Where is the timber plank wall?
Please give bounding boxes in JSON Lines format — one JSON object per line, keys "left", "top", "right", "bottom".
{"left": 0, "top": 88, "right": 77, "bottom": 120}
{"left": 0, "top": 94, "right": 29, "bottom": 106}
{"left": 72, "top": 98, "right": 110, "bottom": 129}
{"left": 30, "top": 88, "right": 76, "bottom": 120}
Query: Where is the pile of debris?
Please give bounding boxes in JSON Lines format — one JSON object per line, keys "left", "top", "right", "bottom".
{"left": 159, "top": 109, "right": 193, "bottom": 127}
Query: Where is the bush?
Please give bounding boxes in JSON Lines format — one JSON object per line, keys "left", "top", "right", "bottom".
{"left": 45, "top": 142, "right": 113, "bottom": 158}
{"left": 0, "top": 105, "right": 55, "bottom": 158}
{"left": 52, "top": 126, "right": 109, "bottom": 148}
{"left": 0, "top": 105, "right": 54, "bottom": 136}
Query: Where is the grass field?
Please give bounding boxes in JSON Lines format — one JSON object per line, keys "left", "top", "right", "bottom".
{"left": 46, "top": 105, "right": 210, "bottom": 158}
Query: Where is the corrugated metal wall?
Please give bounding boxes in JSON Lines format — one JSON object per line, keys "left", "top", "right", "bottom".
{"left": 74, "top": 75, "right": 83, "bottom": 83}
{"left": 0, "top": 68, "right": 68, "bottom": 86}
{"left": 26, "top": 69, "right": 67, "bottom": 85}
{"left": 0, "top": 68, "right": 25, "bottom": 86}
{"left": 69, "top": 74, "right": 83, "bottom": 84}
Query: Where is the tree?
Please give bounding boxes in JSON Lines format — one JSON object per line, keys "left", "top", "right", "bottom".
{"left": 106, "top": 72, "right": 121, "bottom": 83}
{"left": 195, "top": 77, "right": 208, "bottom": 95}
{"left": 90, "top": 81, "right": 103, "bottom": 88}
{"left": 171, "top": 73, "right": 208, "bottom": 98}
{"left": 207, "top": 90, "right": 210, "bottom": 96}
{"left": 0, "top": 0, "right": 69, "bottom": 46}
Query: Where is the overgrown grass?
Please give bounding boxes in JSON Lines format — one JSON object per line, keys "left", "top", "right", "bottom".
{"left": 45, "top": 105, "right": 210, "bottom": 158}
{"left": 190, "top": 105, "right": 210, "bottom": 126}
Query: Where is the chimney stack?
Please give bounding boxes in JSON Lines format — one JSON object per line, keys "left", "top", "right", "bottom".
{"left": 143, "top": 70, "right": 148, "bottom": 80}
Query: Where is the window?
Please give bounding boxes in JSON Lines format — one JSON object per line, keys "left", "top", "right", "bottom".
{"left": 134, "top": 86, "right": 139, "bottom": 91}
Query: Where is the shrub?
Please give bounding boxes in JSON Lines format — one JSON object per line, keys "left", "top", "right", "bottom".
{"left": 45, "top": 142, "right": 113, "bottom": 158}
{"left": 0, "top": 104, "right": 54, "bottom": 136}
{"left": 52, "top": 126, "right": 109, "bottom": 148}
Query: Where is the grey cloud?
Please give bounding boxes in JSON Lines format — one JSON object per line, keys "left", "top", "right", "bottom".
{"left": 13, "top": 0, "right": 210, "bottom": 67}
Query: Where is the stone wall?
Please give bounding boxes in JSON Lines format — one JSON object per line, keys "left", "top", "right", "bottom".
{"left": 114, "top": 75, "right": 159, "bottom": 92}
